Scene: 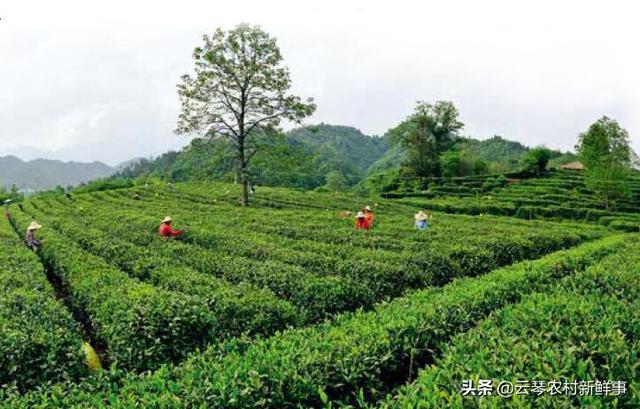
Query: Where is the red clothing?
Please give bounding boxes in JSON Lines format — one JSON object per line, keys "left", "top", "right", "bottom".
{"left": 364, "top": 212, "right": 374, "bottom": 226}
{"left": 355, "top": 218, "right": 370, "bottom": 230}
{"left": 158, "top": 223, "right": 183, "bottom": 237}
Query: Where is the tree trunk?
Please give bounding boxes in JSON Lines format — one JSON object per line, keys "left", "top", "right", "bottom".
{"left": 238, "top": 142, "right": 249, "bottom": 207}
{"left": 240, "top": 165, "right": 249, "bottom": 207}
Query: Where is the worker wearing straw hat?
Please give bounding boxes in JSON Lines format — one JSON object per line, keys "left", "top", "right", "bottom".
{"left": 363, "top": 205, "right": 374, "bottom": 227}
{"left": 158, "top": 216, "right": 184, "bottom": 238}
{"left": 355, "top": 211, "right": 370, "bottom": 230}
{"left": 414, "top": 211, "right": 431, "bottom": 231}
{"left": 25, "top": 221, "right": 42, "bottom": 251}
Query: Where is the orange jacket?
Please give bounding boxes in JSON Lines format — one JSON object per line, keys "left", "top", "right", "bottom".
{"left": 364, "top": 211, "right": 374, "bottom": 226}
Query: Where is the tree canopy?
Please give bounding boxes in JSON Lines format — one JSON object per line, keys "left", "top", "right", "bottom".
{"left": 575, "top": 116, "right": 635, "bottom": 209}
{"left": 392, "top": 101, "right": 464, "bottom": 177}
{"left": 521, "top": 147, "right": 552, "bottom": 175}
{"left": 175, "top": 24, "right": 315, "bottom": 205}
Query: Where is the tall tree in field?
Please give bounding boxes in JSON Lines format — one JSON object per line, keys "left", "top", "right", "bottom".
{"left": 175, "top": 24, "right": 316, "bottom": 206}
{"left": 521, "top": 147, "right": 552, "bottom": 175}
{"left": 575, "top": 116, "right": 634, "bottom": 209}
{"left": 392, "top": 101, "right": 464, "bottom": 177}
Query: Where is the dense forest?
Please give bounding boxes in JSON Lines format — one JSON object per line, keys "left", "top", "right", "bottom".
{"left": 114, "top": 124, "right": 575, "bottom": 193}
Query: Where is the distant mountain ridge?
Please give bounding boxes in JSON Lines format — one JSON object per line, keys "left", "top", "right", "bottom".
{"left": 0, "top": 155, "right": 115, "bottom": 191}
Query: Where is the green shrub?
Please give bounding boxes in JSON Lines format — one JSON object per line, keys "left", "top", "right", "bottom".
{"left": 38, "top": 197, "right": 377, "bottom": 324}
{"left": 385, "top": 242, "right": 640, "bottom": 408}
{"left": 10, "top": 210, "right": 216, "bottom": 372}
{"left": 608, "top": 219, "right": 640, "bottom": 232}
{"left": 29, "top": 203, "right": 300, "bottom": 337}
{"left": 0, "top": 219, "right": 87, "bottom": 392}
{"left": 7, "top": 235, "right": 630, "bottom": 407}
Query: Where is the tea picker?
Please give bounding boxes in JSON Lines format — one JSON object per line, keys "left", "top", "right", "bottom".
{"left": 158, "top": 216, "right": 184, "bottom": 237}
{"left": 414, "top": 211, "right": 432, "bottom": 230}
{"left": 25, "top": 221, "right": 42, "bottom": 251}
{"left": 355, "top": 211, "right": 370, "bottom": 230}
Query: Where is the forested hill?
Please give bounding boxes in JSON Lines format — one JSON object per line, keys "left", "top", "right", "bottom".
{"left": 118, "top": 124, "right": 390, "bottom": 189}
{"left": 0, "top": 156, "right": 115, "bottom": 191}
{"left": 366, "top": 135, "right": 546, "bottom": 175}
{"left": 116, "top": 125, "right": 571, "bottom": 190}
{"left": 286, "top": 124, "right": 388, "bottom": 177}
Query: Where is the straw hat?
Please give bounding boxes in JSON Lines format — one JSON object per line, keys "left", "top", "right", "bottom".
{"left": 27, "top": 221, "right": 42, "bottom": 231}
{"left": 415, "top": 211, "right": 428, "bottom": 221}
{"left": 162, "top": 216, "right": 172, "bottom": 223}
{"left": 364, "top": 206, "right": 372, "bottom": 211}
{"left": 356, "top": 211, "right": 366, "bottom": 219}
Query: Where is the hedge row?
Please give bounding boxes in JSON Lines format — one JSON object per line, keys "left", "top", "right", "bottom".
{"left": 34, "top": 199, "right": 373, "bottom": 323}
{"left": 6, "top": 234, "right": 631, "bottom": 407}
{"left": 60, "top": 194, "right": 598, "bottom": 303}
{"left": 395, "top": 194, "right": 640, "bottom": 225}
{"left": 24, "top": 201, "right": 299, "bottom": 338}
{"left": 84, "top": 188, "right": 600, "bottom": 258}
{"left": 385, "top": 241, "right": 640, "bottom": 408}
{"left": 107, "top": 187, "right": 599, "bottom": 239}
{"left": 0, "top": 217, "right": 87, "bottom": 393}
{"left": 383, "top": 169, "right": 640, "bottom": 220}
{"left": 169, "top": 181, "right": 378, "bottom": 212}
{"left": 10, "top": 209, "right": 216, "bottom": 372}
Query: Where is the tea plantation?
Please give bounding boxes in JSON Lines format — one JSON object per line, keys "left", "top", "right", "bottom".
{"left": 385, "top": 169, "right": 640, "bottom": 231}
{"left": 1, "top": 180, "right": 639, "bottom": 407}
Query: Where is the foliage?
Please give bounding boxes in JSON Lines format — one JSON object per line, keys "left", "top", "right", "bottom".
{"left": 111, "top": 126, "right": 574, "bottom": 196}
{"left": 4, "top": 180, "right": 636, "bottom": 405}
{"left": 117, "top": 124, "right": 389, "bottom": 191}
{"left": 576, "top": 116, "right": 634, "bottom": 209}
{"left": 440, "top": 148, "right": 487, "bottom": 177}
{"left": 0, "top": 218, "right": 87, "bottom": 393}
{"left": 116, "top": 152, "right": 181, "bottom": 180}
{"left": 321, "top": 170, "right": 348, "bottom": 192}
{"left": 10, "top": 209, "right": 216, "bottom": 372}
{"left": 33, "top": 196, "right": 374, "bottom": 324}
{"left": 175, "top": 24, "right": 316, "bottom": 205}
{"left": 384, "top": 239, "right": 640, "bottom": 407}
{"left": 0, "top": 184, "right": 23, "bottom": 203}
{"left": 73, "top": 177, "right": 134, "bottom": 193}
{"left": 521, "top": 147, "right": 552, "bottom": 175}
{"left": 391, "top": 101, "right": 464, "bottom": 177}
{"left": 465, "top": 135, "right": 529, "bottom": 163}
{"left": 7, "top": 235, "right": 631, "bottom": 407}
{"left": 30, "top": 200, "right": 300, "bottom": 337}
{"left": 384, "top": 168, "right": 640, "bottom": 226}
{"left": 362, "top": 168, "right": 402, "bottom": 194}
{"left": 288, "top": 124, "right": 388, "bottom": 184}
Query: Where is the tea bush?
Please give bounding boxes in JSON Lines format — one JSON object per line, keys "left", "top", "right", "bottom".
{"left": 10, "top": 210, "right": 216, "bottom": 372}
{"left": 0, "top": 218, "right": 86, "bottom": 392}
{"left": 6, "top": 234, "right": 630, "bottom": 407}
{"left": 384, "top": 241, "right": 640, "bottom": 408}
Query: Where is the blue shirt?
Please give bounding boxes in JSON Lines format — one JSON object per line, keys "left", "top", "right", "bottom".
{"left": 415, "top": 220, "right": 428, "bottom": 230}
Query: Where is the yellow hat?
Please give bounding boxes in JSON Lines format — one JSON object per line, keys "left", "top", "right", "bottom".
{"left": 356, "top": 211, "right": 366, "bottom": 219}
{"left": 27, "top": 221, "right": 42, "bottom": 231}
{"left": 415, "top": 211, "right": 428, "bottom": 221}
{"left": 162, "top": 216, "right": 172, "bottom": 223}
{"left": 364, "top": 206, "right": 372, "bottom": 211}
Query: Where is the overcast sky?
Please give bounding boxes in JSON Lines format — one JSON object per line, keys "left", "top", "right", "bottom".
{"left": 1, "top": 0, "right": 638, "bottom": 166}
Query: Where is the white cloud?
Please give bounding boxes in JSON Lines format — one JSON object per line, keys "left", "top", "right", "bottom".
{"left": 0, "top": 0, "right": 638, "bottom": 165}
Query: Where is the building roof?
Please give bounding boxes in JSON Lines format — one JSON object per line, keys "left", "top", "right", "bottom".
{"left": 560, "top": 161, "right": 585, "bottom": 170}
